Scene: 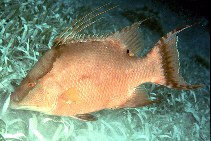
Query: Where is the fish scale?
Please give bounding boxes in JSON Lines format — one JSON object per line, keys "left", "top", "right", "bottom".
{"left": 10, "top": 4, "right": 201, "bottom": 121}
{"left": 48, "top": 40, "right": 138, "bottom": 115}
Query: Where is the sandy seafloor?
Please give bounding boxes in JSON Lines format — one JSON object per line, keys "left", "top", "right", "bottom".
{"left": 0, "top": 0, "right": 210, "bottom": 141}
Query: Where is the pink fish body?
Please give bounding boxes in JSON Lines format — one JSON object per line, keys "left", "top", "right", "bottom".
{"left": 10, "top": 4, "right": 201, "bottom": 121}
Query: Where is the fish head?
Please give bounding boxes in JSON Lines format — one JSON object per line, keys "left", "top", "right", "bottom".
{"left": 10, "top": 76, "right": 55, "bottom": 114}
{"left": 10, "top": 76, "right": 37, "bottom": 102}
{"left": 10, "top": 48, "right": 58, "bottom": 113}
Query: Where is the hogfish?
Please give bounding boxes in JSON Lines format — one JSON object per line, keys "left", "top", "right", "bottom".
{"left": 10, "top": 3, "right": 201, "bottom": 121}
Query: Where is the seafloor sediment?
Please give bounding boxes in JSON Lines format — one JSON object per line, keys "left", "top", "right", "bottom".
{"left": 0, "top": 0, "right": 210, "bottom": 141}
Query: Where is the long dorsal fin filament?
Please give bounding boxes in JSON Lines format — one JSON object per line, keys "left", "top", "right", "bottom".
{"left": 53, "top": 3, "right": 118, "bottom": 48}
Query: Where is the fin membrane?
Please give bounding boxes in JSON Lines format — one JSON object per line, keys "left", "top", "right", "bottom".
{"left": 122, "top": 85, "right": 158, "bottom": 108}
{"left": 148, "top": 25, "right": 202, "bottom": 90}
{"left": 75, "top": 114, "right": 97, "bottom": 121}
{"left": 111, "top": 19, "right": 148, "bottom": 56}
{"left": 53, "top": 3, "right": 118, "bottom": 48}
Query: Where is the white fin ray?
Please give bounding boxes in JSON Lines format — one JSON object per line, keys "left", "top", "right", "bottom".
{"left": 53, "top": 3, "right": 118, "bottom": 48}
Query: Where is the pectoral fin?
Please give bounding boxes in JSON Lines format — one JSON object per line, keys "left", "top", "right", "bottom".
{"left": 122, "top": 86, "right": 159, "bottom": 108}
{"left": 59, "top": 87, "right": 80, "bottom": 104}
{"left": 75, "top": 114, "right": 97, "bottom": 121}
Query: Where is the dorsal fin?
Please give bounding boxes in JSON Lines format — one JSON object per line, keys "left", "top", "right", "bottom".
{"left": 110, "top": 19, "right": 148, "bottom": 56}
{"left": 53, "top": 3, "right": 118, "bottom": 48}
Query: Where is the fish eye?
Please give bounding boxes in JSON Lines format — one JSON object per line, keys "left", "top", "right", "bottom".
{"left": 27, "top": 82, "right": 36, "bottom": 88}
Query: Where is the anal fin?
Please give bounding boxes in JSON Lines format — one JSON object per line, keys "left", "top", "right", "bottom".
{"left": 75, "top": 114, "right": 97, "bottom": 121}
{"left": 122, "top": 86, "right": 159, "bottom": 108}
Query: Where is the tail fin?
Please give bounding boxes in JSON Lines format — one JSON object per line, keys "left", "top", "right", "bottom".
{"left": 147, "top": 25, "right": 201, "bottom": 90}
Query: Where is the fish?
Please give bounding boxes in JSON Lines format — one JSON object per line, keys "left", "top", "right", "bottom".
{"left": 9, "top": 3, "right": 201, "bottom": 121}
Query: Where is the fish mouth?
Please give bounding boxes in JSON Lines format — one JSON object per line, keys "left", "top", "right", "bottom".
{"left": 10, "top": 103, "right": 52, "bottom": 113}
{"left": 9, "top": 100, "right": 29, "bottom": 110}
{"left": 9, "top": 102, "right": 28, "bottom": 110}
{"left": 9, "top": 93, "right": 55, "bottom": 114}
{"left": 10, "top": 92, "right": 20, "bottom": 102}
{"left": 9, "top": 100, "right": 53, "bottom": 114}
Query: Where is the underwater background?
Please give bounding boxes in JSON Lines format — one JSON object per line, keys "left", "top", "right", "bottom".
{"left": 0, "top": 0, "right": 210, "bottom": 141}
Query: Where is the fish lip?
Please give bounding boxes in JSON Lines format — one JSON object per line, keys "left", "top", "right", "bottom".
{"left": 9, "top": 94, "right": 28, "bottom": 110}
{"left": 9, "top": 99, "right": 19, "bottom": 109}
{"left": 9, "top": 99, "right": 54, "bottom": 113}
{"left": 10, "top": 92, "right": 20, "bottom": 102}
{"left": 9, "top": 102, "right": 50, "bottom": 112}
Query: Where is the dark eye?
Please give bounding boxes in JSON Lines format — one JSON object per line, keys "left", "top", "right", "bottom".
{"left": 27, "top": 82, "right": 36, "bottom": 88}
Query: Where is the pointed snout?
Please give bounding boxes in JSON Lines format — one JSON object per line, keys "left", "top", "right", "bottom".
{"left": 10, "top": 91, "right": 20, "bottom": 102}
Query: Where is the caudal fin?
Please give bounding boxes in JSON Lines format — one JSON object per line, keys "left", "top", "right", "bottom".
{"left": 147, "top": 25, "right": 202, "bottom": 90}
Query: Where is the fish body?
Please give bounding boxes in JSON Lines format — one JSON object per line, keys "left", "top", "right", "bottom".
{"left": 10, "top": 4, "right": 201, "bottom": 121}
